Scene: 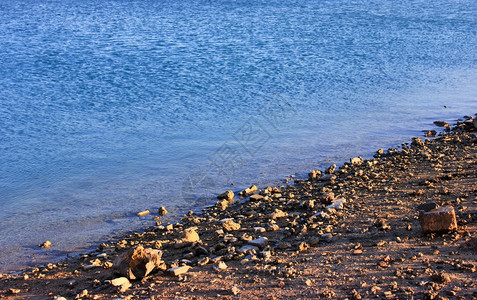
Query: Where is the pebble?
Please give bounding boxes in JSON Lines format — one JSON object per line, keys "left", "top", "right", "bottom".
{"left": 213, "top": 261, "right": 228, "bottom": 271}
{"left": 248, "top": 237, "right": 269, "bottom": 248}
{"left": 254, "top": 227, "right": 266, "bottom": 233}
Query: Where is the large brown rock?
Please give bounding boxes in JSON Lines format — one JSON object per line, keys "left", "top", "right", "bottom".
{"left": 419, "top": 206, "right": 458, "bottom": 233}
{"left": 114, "top": 246, "right": 165, "bottom": 280}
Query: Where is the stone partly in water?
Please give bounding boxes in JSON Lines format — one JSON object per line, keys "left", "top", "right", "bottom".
{"left": 325, "top": 164, "right": 336, "bottom": 174}
{"left": 350, "top": 157, "right": 363, "bottom": 165}
{"left": 240, "top": 185, "right": 258, "bottom": 196}
{"left": 39, "top": 241, "right": 52, "bottom": 248}
{"left": 158, "top": 206, "right": 168, "bottom": 216}
{"left": 137, "top": 210, "right": 150, "bottom": 217}
{"left": 217, "top": 190, "right": 234, "bottom": 204}
{"left": 419, "top": 206, "right": 458, "bottom": 233}
{"left": 114, "top": 246, "right": 165, "bottom": 280}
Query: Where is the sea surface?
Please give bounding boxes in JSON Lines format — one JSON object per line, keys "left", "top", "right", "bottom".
{"left": 0, "top": 0, "right": 476, "bottom": 272}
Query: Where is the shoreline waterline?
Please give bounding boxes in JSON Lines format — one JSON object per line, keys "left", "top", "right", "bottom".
{"left": 1, "top": 113, "right": 475, "bottom": 275}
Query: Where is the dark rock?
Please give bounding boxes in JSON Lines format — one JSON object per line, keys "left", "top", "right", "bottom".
{"left": 417, "top": 202, "right": 439, "bottom": 212}
{"left": 325, "top": 164, "right": 336, "bottom": 174}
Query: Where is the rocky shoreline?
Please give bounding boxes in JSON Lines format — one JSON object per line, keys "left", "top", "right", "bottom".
{"left": 1, "top": 115, "right": 476, "bottom": 300}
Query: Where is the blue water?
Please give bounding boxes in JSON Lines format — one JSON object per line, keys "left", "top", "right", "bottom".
{"left": 1, "top": 0, "right": 476, "bottom": 272}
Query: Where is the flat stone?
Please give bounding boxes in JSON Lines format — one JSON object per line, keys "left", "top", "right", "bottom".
{"left": 166, "top": 266, "right": 191, "bottom": 276}
{"left": 250, "top": 194, "right": 265, "bottom": 201}
{"left": 325, "top": 202, "right": 343, "bottom": 211}
{"left": 331, "top": 198, "right": 346, "bottom": 204}
{"left": 237, "top": 245, "right": 259, "bottom": 254}
{"left": 419, "top": 206, "right": 457, "bottom": 233}
{"left": 248, "top": 237, "right": 268, "bottom": 248}
{"left": 313, "top": 211, "right": 330, "bottom": 219}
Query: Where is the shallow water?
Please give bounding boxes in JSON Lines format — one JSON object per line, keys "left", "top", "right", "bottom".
{"left": 0, "top": 0, "right": 476, "bottom": 272}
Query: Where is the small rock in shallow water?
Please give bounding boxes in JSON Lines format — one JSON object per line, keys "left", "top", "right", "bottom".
{"left": 137, "top": 210, "right": 150, "bottom": 217}
{"left": 39, "top": 241, "right": 52, "bottom": 248}
{"left": 217, "top": 190, "right": 234, "bottom": 203}
{"left": 158, "top": 206, "right": 168, "bottom": 216}
{"left": 240, "top": 185, "right": 258, "bottom": 195}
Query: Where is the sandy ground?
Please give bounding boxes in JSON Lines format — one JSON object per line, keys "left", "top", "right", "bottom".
{"left": 1, "top": 115, "right": 476, "bottom": 300}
